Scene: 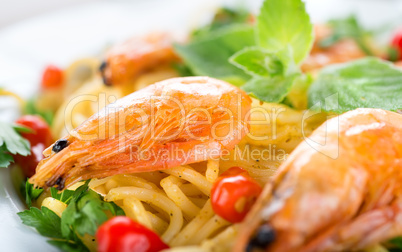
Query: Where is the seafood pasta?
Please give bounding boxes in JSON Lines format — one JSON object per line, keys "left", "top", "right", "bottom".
{"left": 3, "top": 0, "right": 402, "bottom": 252}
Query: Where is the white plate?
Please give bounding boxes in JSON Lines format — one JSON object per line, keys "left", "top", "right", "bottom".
{"left": 0, "top": 0, "right": 401, "bottom": 251}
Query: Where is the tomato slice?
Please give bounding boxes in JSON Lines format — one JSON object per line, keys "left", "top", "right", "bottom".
{"left": 211, "top": 167, "right": 262, "bottom": 223}
{"left": 41, "top": 65, "right": 64, "bottom": 89}
{"left": 14, "top": 115, "right": 53, "bottom": 177}
{"left": 96, "top": 216, "right": 169, "bottom": 252}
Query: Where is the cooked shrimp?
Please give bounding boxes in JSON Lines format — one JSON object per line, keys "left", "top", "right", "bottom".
{"left": 30, "top": 77, "right": 252, "bottom": 190}
{"left": 301, "top": 25, "right": 365, "bottom": 72}
{"left": 235, "top": 108, "right": 402, "bottom": 252}
{"left": 100, "top": 32, "right": 180, "bottom": 86}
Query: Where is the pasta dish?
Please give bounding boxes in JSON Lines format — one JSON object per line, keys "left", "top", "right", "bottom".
{"left": 1, "top": 1, "right": 402, "bottom": 252}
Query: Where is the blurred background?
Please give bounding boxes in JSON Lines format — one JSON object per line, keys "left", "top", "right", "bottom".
{"left": 0, "top": 0, "right": 95, "bottom": 28}
{"left": 0, "top": 0, "right": 402, "bottom": 115}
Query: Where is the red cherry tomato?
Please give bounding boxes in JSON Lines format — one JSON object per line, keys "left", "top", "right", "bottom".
{"left": 211, "top": 167, "right": 262, "bottom": 223}
{"left": 391, "top": 29, "right": 402, "bottom": 60}
{"left": 41, "top": 65, "right": 64, "bottom": 89}
{"left": 14, "top": 115, "right": 53, "bottom": 177}
{"left": 96, "top": 216, "right": 169, "bottom": 252}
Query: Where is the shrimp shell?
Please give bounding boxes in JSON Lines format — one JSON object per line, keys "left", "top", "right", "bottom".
{"left": 236, "top": 108, "right": 402, "bottom": 252}
{"left": 100, "top": 32, "right": 180, "bottom": 86}
{"left": 30, "top": 77, "right": 251, "bottom": 190}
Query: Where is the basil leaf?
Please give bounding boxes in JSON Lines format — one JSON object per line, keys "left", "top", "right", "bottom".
{"left": 192, "top": 7, "right": 251, "bottom": 38}
{"left": 243, "top": 74, "right": 299, "bottom": 103}
{"left": 256, "top": 0, "right": 313, "bottom": 64}
{"left": 174, "top": 25, "right": 255, "bottom": 86}
{"left": 308, "top": 57, "right": 402, "bottom": 113}
{"left": 286, "top": 74, "right": 314, "bottom": 109}
{"left": 229, "top": 46, "right": 285, "bottom": 77}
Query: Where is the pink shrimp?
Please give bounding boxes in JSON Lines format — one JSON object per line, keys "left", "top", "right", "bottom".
{"left": 236, "top": 108, "right": 402, "bottom": 252}
{"left": 30, "top": 76, "right": 251, "bottom": 189}
{"left": 100, "top": 32, "right": 180, "bottom": 86}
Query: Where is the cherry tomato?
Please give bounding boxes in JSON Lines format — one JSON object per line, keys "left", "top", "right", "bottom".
{"left": 96, "top": 216, "right": 169, "bottom": 252}
{"left": 41, "top": 65, "right": 64, "bottom": 89}
{"left": 14, "top": 115, "right": 53, "bottom": 177}
{"left": 211, "top": 167, "right": 262, "bottom": 223}
{"left": 391, "top": 29, "right": 402, "bottom": 60}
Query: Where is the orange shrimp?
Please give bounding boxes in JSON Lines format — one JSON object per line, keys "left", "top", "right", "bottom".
{"left": 100, "top": 32, "right": 180, "bottom": 86}
{"left": 30, "top": 76, "right": 251, "bottom": 190}
{"left": 301, "top": 25, "right": 365, "bottom": 72}
{"left": 236, "top": 108, "right": 402, "bottom": 252}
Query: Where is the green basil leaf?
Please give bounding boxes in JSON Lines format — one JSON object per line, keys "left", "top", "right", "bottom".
{"left": 192, "top": 7, "right": 251, "bottom": 38}
{"left": 308, "top": 57, "right": 402, "bottom": 113}
{"left": 174, "top": 25, "right": 255, "bottom": 86}
{"left": 229, "top": 46, "right": 284, "bottom": 77}
{"left": 242, "top": 74, "right": 299, "bottom": 103}
{"left": 256, "top": 0, "right": 313, "bottom": 64}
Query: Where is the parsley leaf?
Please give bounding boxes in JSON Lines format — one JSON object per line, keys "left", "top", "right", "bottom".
{"left": 47, "top": 240, "right": 88, "bottom": 252}
{"left": 308, "top": 57, "right": 402, "bottom": 113}
{"left": 18, "top": 206, "right": 89, "bottom": 252}
{"left": 18, "top": 207, "right": 64, "bottom": 239}
{"left": 19, "top": 180, "right": 124, "bottom": 252}
{"left": 61, "top": 181, "right": 125, "bottom": 238}
{"left": 0, "top": 122, "right": 31, "bottom": 168}
{"left": 50, "top": 187, "right": 75, "bottom": 205}
{"left": 389, "top": 237, "right": 402, "bottom": 252}
{"left": 25, "top": 180, "right": 44, "bottom": 208}
{"left": 174, "top": 25, "right": 255, "bottom": 86}
{"left": 256, "top": 0, "right": 314, "bottom": 64}
{"left": 0, "top": 146, "right": 14, "bottom": 168}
